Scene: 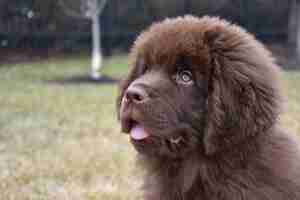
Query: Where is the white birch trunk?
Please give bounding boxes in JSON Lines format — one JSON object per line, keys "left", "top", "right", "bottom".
{"left": 59, "top": 0, "right": 107, "bottom": 78}
{"left": 90, "top": 13, "right": 103, "bottom": 80}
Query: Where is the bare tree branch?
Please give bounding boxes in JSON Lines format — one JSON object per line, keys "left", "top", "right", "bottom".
{"left": 58, "top": 0, "right": 88, "bottom": 19}
{"left": 59, "top": 0, "right": 107, "bottom": 18}
{"left": 97, "top": 0, "right": 108, "bottom": 15}
{"left": 85, "top": 0, "right": 108, "bottom": 17}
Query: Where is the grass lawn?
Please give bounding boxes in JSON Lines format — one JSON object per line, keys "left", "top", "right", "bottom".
{"left": 0, "top": 55, "right": 299, "bottom": 200}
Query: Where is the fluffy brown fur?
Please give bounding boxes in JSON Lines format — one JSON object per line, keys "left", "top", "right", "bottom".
{"left": 117, "top": 16, "right": 300, "bottom": 200}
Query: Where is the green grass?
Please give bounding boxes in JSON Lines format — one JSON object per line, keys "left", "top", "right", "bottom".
{"left": 0, "top": 55, "right": 299, "bottom": 200}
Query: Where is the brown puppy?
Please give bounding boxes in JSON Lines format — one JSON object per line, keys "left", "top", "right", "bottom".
{"left": 117, "top": 16, "right": 300, "bottom": 200}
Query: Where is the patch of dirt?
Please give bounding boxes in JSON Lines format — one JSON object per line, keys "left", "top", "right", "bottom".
{"left": 46, "top": 74, "right": 119, "bottom": 85}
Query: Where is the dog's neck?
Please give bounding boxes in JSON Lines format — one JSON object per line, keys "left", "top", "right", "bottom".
{"left": 138, "top": 135, "right": 262, "bottom": 200}
{"left": 138, "top": 154, "right": 198, "bottom": 200}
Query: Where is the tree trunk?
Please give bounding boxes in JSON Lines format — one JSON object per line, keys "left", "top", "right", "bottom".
{"left": 90, "top": 14, "right": 103, "bottom": 80}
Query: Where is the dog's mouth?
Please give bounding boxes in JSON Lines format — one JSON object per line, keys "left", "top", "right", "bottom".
{"left": 121, "top": 112, "right": 194, "bottom": 157}
{"left": 121, "top": 114, "right": 151, "bottom": 141}
{"left": 121, "top": 116, "right": 185, "bottom": 145}
{"left": 130, "top": 123, "right": 150, "bottom": 140}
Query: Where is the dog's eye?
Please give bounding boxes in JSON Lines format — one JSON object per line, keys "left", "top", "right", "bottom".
{"left": 175, "top": 70, "right": 194, "bottom": 85}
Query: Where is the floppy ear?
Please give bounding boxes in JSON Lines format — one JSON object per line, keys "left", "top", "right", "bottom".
{"left": 202, "top": 29, "right": 281, "bottom": 155}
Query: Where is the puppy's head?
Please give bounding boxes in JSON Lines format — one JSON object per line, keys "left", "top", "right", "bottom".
{"left": 117, "top": 16, "right": 282, "bottom": 157}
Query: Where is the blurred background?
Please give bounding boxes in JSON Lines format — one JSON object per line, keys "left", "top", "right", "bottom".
{"left": 0, "top": 1, "right": 299, "bottom": 200}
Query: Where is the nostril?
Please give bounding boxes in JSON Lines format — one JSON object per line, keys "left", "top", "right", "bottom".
{"left": 125, "top": 86, "right": 149, "bottom": 103}
{"left": 126, "top": 90, "right": 144, "bottom": 103}
{"left": 132, "top": 93, "right": 143, "bottom": 101}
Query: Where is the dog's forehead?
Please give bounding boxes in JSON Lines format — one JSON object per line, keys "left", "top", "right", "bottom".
{"left": 132, "top": 19, "right": 214, "bottom": 71}
{"left": 139, "top": 50, "right": 210, "bottom": 74}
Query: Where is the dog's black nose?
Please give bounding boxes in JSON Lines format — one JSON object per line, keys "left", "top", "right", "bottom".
{"left": 125, "top": 85, "right": 149, "bottom": 104}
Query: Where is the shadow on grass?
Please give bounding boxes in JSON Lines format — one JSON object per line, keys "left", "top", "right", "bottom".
{"left": 46, "top": 74, "right": 119, "bottom": 85}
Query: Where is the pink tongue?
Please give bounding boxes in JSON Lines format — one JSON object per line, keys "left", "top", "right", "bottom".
{"left": 130, "top": 124, "right": 149, "bottom": 140}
